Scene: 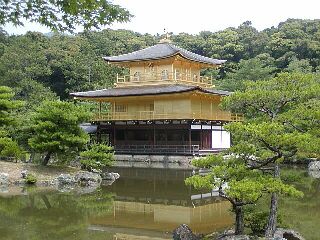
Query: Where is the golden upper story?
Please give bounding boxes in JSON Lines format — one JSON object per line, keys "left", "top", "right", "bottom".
{"left": 103, "top": 42, "right": 226, "bottom": 88}
{"left": 115, "top": 56, "right": 214, "bottom": 88}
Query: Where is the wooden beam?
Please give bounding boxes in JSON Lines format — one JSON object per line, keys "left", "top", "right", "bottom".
{"left": 153, "top": 122, "right": 156, "bottom": 147}
{"left": 189, "top": 124, "right": 192, "bottom": 150}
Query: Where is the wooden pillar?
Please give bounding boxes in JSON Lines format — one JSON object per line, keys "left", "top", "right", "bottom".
{"left": 171, "top": 63, "right": 174, "bottom": 81}
{"left": 189, "top": 124, "right": 192, "bottom": 151}
{"left": 200, "top": 96, "right": 202, "bottom": 118}
{"left": 165, "top": 128, "right": 168, "bottom": 146}
{"left": 210, "top": 130, "right": 212, "bottom": 149}
{"left": 153, "top": 123, "right": 156, "bottom": 147}
{"left": 200, "top": 124, "right": 203, "bottom": 149}
{"left": 99, "top": 101, "right": 102, "bottom": 119}
{"left": 97, "top": 123, "right": 101, "bottom": 143}
{"left": 113, "top": 124, "right": 116, "bottom": 147}
{"left": 124, "top": 127, "right": 127, "bottom": 146}
{"left": 210, "top": 99, "right": 213, "bottom": 119}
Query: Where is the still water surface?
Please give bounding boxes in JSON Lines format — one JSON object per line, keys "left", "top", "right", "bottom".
{"left": 0, "top": 167, "right": 233, "bottom": 240}
{"left": 0, "top": 167, "right": 319, "bottom": 240}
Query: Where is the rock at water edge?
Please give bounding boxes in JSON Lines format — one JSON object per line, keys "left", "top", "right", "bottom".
{"left": 308, "top": 161, "right": 320, "bottom": 171}
{"left": 56, "top": 174, "right": 76, "bottom": 185}
{"left": 0, "top": 173, "right": 9, "bottom": 185}
{"left": 172, "top": 224, "right": 201, "bottom": 240}
{"left": 74, "top": 171, "right": 102, "bottom": 187}
{"left": 274, "top": 228, "right": 305, "bottom": 240}
{"left": 101, "top": 172, "right": 120, "bottom": 181}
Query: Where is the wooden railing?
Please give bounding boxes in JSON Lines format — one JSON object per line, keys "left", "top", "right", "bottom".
{"left": 94, "top": 111, "right": 243, "bottom": 122}
{"left": 114, "top": 144, "right": 200, "bottom": 155}
{"left": 115, "top": 71, "right": 213, "bottom": 88}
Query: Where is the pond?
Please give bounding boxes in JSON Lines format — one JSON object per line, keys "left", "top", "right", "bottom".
{"left": 0, "top": 167, "right": 233, "bottom": 240}
{"left": 0, "top": 166, "right": 319, "bottom": 240}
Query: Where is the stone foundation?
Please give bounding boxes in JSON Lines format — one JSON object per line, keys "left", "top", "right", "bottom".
{"left": 114, "top": 154, "right": 196, "bottom": 169}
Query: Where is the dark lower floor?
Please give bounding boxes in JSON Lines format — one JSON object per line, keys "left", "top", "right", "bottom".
{"left": 90, "top": 120, "right": 230, "bottom": 155}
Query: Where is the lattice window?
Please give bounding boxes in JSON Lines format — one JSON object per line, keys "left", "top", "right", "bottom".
{"left": 175, "top": 69, "right": 181, "bottom": 80}
{"left": 115, "top": 104, "right": 127, "bottom": 112}
{"left": 133, "top": 72, "right": 140, "bottom": 81}
{"left": 161, "top": 70, "right": 169, "bottom": 80}
{"left": 193, "top": 74, "right": 198, "bottom": 82}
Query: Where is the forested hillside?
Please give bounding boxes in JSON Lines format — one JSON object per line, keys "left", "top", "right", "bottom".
{"left": 1, "top": 18, "right": 320, "bottom": 102}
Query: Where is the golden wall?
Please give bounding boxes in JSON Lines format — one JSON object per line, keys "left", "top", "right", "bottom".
{"left": 101, "top": 92, "right": 232, "bottom": 121}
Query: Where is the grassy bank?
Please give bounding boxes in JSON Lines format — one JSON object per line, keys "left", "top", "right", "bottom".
{"left": 0, "top": 161, "right": 79, "bottom": 184}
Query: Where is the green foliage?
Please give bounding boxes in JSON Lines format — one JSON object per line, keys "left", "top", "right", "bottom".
{"left": 188, "top": 73, "right": 317, "bottom": 234}
{"left": 80, "top": 143, "right": 114, "bottom": 172}
{"left": 25, "top": 174, "right": 37, "bottom": 184}
{"left": 0, "top": 31, "right": 149, "bottom": 99}
{"left": 0, "top": 0, "right": 132, "bottom": 32}
{"left": 222, "top": 73, "right": 318, "bottom": 119}
{"left": 245, "top": 208, "right": 269, "bottom": 234}
{"left": 281, "top": 169, "right": 304, "bottom": 184}
{"left": 185, "top": 153, "right": 303, "bottom": 235}
{"left": 188, "top": 155, "right": 267, "bottom": 203}
{"left": 0, "top": 86, "right": 23, "bottom": 126}
{"left": 0, "top": 136, "right": 22, "bottom": 159}
{"left": 217, "top": 56, "right": 276, "bottom": 91}
{"left": 286, "top": 58, "right": 313, "bottom": 73}
{"left": 28, "top": 100, "right": 91, "bottom": 164}
{"left": 222, "top": 73, "right": 320, "bottom": 161}
{"left": 0, "top": 86, "right": 23, "bottom": 160}
{"left": 14, "top": 79, "right": 57, "bottom": 110}
{"left": 244, "top": 207, "right": 284, "bottom": 234}
{"left": 0, "top": 19, "right": 320, "bottom": 99}
{"left": 187, "top": 155, "right": 303, "bottom": 204}
{"left": 221, "top": 72, "right": 317, "bottom": 235}
{"left": 0, "top": 19, "right": 319, "bottom": 100}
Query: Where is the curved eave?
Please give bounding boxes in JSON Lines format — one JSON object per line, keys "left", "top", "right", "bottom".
{"left": 70, "top": 86, "right": 231, "bottom": 100}
{"left": 71, "top": 87, "right": 198, "bottom": 99}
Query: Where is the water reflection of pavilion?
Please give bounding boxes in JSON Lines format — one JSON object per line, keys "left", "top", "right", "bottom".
{"left": 89, "top": 167, "right": 233, "bottom": 239}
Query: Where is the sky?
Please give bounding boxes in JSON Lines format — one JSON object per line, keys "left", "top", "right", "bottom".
{"left": 3, "top": 0, "right": 320, "bottom": 35}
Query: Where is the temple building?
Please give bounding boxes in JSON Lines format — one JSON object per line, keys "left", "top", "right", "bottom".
{"left": 70, "top": 40, "right": 242, "bottom": 155}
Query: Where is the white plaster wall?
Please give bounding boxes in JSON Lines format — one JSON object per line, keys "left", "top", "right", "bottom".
{"left": 212, "top": 129, "right": 231, "bottom": 149}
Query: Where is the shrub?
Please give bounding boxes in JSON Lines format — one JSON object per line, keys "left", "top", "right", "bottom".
{"left": 0, "top": 135, "right": 23, "bottom": 161}
{"left": 244, "top": 206, "right": 284, "bottom": 234}
{"left": 25, "top": 174, "right": 37, "bottom": 184}
{"left": 80, "top": 143, "right": 114, "bottom": 172}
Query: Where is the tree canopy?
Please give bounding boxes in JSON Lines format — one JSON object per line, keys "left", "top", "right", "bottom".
{"left": 28, "top": 100, "right": 91, "bottom": 165}
{"left": 1, "top": 19, "right": 320, "bottom": 99}
{"left": 220, "top": 73, "right": 320, "bottom": 237}
{"left": 0, "top": 86, "right": 23, "bottom": 159}
{"left": 0, "top": 0, "right": 132, "bottom": 32}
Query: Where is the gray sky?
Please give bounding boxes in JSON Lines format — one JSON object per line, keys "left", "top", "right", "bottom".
{"left": 4, "top": 0, "right": 320, "bottom": 35}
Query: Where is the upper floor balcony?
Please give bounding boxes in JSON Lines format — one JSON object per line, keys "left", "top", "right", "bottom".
{"left": 93, "top": 111, "right": 243, "bottom": 122}
{"left": 115, "top": 71, "right": 214, "bottom": 88}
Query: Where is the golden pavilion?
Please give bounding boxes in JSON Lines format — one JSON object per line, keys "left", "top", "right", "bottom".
{"left": 70, "top": 41, "right": 242, "bottom": 155}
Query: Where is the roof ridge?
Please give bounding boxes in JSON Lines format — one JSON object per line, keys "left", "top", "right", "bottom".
{"left": 166, "top": 42, "right": 180, "bottom": 54}
{"left": 104, "top": 44, "right": 158, "bottom": 59}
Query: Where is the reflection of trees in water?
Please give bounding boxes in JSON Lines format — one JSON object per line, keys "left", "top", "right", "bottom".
{"left": 310, "top": 178, "right": 320, "bottom": 195}
{"left": 279, "top": 170, "right": 320, "bottom": 240}
{"left": 0, "top": 188, "right": 115, "bottom": 240}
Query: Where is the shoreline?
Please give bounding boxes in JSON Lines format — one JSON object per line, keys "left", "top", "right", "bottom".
{"left": 0, "top": 161, "right": 105, "bottom": 195}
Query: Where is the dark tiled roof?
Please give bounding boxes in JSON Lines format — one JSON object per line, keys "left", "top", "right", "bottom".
{"left": 70, "top": 85, "right": 231, "bottom": 98}
{"left": 204, "top": 88, "right": 231, "bottom": 96}
{"left": 103, "top": 43, "right": 226, "bottom": 65}
{"left": 80, "top": 123, "right": 97, "bottom": 133}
